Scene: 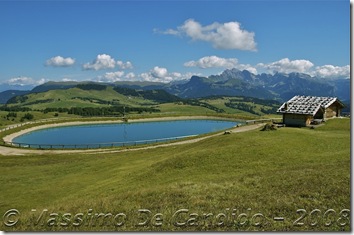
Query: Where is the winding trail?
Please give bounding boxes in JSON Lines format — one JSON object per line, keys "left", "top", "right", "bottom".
{"left": 0, "top": 119, "right": 264, "bottom": 156}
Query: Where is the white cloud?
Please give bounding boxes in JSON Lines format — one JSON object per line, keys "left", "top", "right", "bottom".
{"left": 161, "top": 19, "right": 257, "bottom": 51}
{"left": 139, "top": 66, "right": 195, "bottom": 83}
{"left": 235, "top": 64, "right": 258, "bottom": 75}
{"left": 184, "top": 56, "right": 258, "bottom": 74}
{"left": 170, "top": 72, "right": 182, "bottom": 79}
{"left": 7, "top": 76, "right": 47, "bottom": 86}
{"left": 140, "top": 72, "right": 172, "bottom": 83}
{"left": 139, "top": 72, "right": 156, "bottom": 82}
{"left": 95, "top": 67, "right": 192, "bottom": 83}
{"left": 61, "top": 78, "right": 77, "bottom": 82}
{"left": 125, "top": 72, "right": 136, "bottom": 79}
{"left": 257, "top": 58, "right": 314, "bottom": 74}
{"left": 97, "top": 71, "right": 139, "bottom": 83}
{"left": 256, "top": 58, "right": 350, "bottom": 79}
{"left": 83, "top": 54, "right": 116, "bottom": 71}
{"left": 151, "top": 66, "right": 168, "bottom": 78}
{"left": 83, "top": 54, "right": 133, "bottom": 71}
{"left": 184, "top": 56, "right": 238, "bottom": 69}
{"left": 117, "top": 61, "right": 133, "bottom": 69}
{"left": 141, "top": 66, "right": 174, "bottom": 83}
{"left": 45, "top": 56, "right": 75, "bottom": 67}
{"left": 36, "top": 78, "right": 47, "bottom": 85}
{"left": 312, "top": 65, "right": 350, "bottom": 79}
{"left": 100, "top": 71, "right": 126, "bottom": 82}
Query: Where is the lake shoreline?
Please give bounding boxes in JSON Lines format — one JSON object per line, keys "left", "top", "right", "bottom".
{"left": 3, "top": 116, "right": 238, "bottom": 143}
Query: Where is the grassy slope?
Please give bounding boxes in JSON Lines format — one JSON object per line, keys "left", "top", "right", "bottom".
{"left": 0, "top": 111, "right": 80, "bottom": 128}
{"left": 199, "top": 97, "right": 279, "bottom": 116}
{"left": 7, "top": 87, "right": 156, "bottom": 109}
{"left": 155, "top": 103, "right": 217, "bottom": 115}
{"left": 0, "top": 118, "right": 350, "bottom": 231}
{"left": 5, "top": 88, "right": 281, "bottom": 118}
{"left": 199, "top": 97, "right": 256, "bottom": 115}
{"left": 156, "top": 97, "right": 281, "bottom": 118}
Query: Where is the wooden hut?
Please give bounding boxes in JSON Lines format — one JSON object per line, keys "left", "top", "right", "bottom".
{"left": 277, "top": 95, "right": 345, "bottom": 127}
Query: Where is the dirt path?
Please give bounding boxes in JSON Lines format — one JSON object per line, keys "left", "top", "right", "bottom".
{"left": 0, "top": 122, "right": 264, "bottom": 156}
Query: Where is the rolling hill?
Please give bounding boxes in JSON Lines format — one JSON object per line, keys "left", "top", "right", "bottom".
{"left": 1, "top": 81, "right": 283, "bottom": 120}
{"left": 5, "top": 84, "right": 180, "bottom": 109}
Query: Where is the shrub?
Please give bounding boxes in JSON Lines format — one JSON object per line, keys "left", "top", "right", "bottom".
{"left": 261, "top": 123, "right": 277, "bottom": 131}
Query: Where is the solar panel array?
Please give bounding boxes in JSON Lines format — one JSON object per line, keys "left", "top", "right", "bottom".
{"left": 277, "top": 95, "right": 337, "bottom": 116}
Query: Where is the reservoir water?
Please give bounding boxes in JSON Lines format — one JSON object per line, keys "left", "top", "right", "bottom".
{"left": 12, "top": 119, "right": 238, "bottom": 149}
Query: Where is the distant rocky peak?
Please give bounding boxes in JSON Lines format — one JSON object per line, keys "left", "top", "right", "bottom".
{"left": 188, "top": 75, "right": 209, "bottom": 85}
{"left": 288, "top": 72, "right": 312, "bottom": 79}
{"left": 220, "top": 68, "right": 242, "bottom": 77}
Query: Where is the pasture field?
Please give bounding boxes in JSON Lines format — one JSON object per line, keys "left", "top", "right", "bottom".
{"left": 5, "top": 86, "right": 156, "bottom": 110}
{"left": 0, "top": 118, "right": 350, "bottom": 231}
{"left": 0, "top": 111, "right": 81, "bottom": 128}
{"left": 2, "top": 90, "right": 282, "bottom": 123}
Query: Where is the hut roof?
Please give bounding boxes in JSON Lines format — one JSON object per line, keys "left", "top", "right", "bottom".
{"left": 277, "top": 95, "right": 344, "bottom": 116}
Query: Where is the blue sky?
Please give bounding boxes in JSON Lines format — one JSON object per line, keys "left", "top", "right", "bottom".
{"left": 0, "top": 0, "right": 350, "bottom": 88}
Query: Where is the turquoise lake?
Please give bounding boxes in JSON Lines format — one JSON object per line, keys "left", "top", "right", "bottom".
{"left": 12, "top": 119, "right": 238, "bottom": 149}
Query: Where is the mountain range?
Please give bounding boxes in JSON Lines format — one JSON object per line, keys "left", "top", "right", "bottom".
{"left": 0, "top": 68, "right": 350, "bottom": 104}
{"left": 164, "top": 69, "right": 350, "bottom": 102}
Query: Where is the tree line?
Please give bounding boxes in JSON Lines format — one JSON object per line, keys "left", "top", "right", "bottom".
{"left": 67, "top": 106, "right": 160, "bottom": 116}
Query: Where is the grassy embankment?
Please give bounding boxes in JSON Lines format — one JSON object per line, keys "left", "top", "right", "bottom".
{"left": 0, "top": 118, "right": 350, "bottom": 231}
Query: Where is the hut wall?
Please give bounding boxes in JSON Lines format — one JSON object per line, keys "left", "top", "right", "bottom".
{"left": 283, "top": 113, "right": 312, "bottom": 127}
{"left": 325, "top": 103, "right": 341, "bottom": 118}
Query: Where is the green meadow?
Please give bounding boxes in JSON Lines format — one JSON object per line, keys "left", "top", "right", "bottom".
{"left": 5, "top": 86, "right": 156, "bottom": 110}
{"left": 0, "top": 118, "right": 350, "bottom": 231}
